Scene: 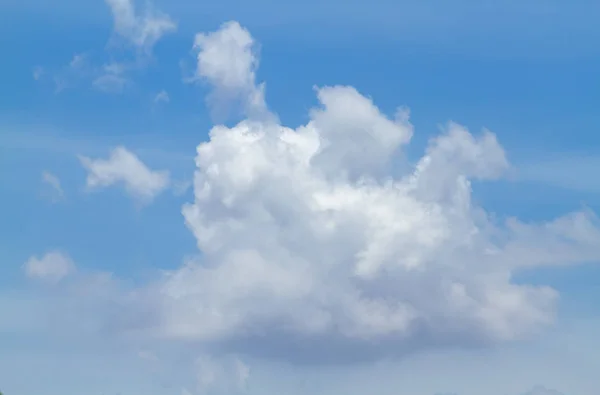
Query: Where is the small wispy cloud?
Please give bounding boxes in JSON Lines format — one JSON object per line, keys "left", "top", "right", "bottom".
{"left": 39, "top": 0, "right": 176, "bottom": 95}
{"left": 52, "top": 52, "right": 93, "bottom": 93}
{"left": 41, "top": 170, "right": 65, "bottom": 202}
{"left": 154, "top": 90, "right": 170, "bottom": 104}
{"left": 105, "top": 0, "right": 177, "bottom": 54}
{"left": 92, "top": 63, "right": 131, "bottom": 94}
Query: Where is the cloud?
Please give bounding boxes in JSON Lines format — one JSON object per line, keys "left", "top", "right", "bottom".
{"left": 29, "top": 21, "right": 600, "bottom": 369}
{"left": 79, "top": 146, "right": 170, "bottom": 203}
{"left": 154, "top": 90, "right": 170, "bottom": 104}
{"left": 92, "top": 62, "right": 131, "bottom": 93}
{"left": 192, "top": 21, "right": 267, "bottom": 119}
{"left": 23, "top": 251, "right": 75, "bottom": 284}
{"left": 105, "top": 0, "right": 176, "bottom": 54}
{"left": 41, "top": 170, "right": 65, "bottom": 202}
{"left": 140, "top": 21, "right": 600, "bottom": 365}
{"left": 52, "top": 53, "right": 92, "bottom": 93}
{"left": 42, "top": 1, "right": 174, "bottom": 94}
{"left": 51, "top": 54, "right": 131, "bottom": 94}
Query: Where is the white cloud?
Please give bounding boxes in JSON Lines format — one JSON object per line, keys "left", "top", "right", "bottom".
{"left": 25, "top": 20, "right": 600, "bottom": 372}
{"left": 154, "top": 89, "right": 170, "bottom": 103}
{"left": 41, "top": 170, "right": 64, "bottom": 202}
{"left": 79, "top": 146, "right": 170, "bottom": 203}
{"left": 192, "top": 21, "right": 267, "bottom": 119}
{"left": 138, "top": 21, "right": 600, "bottom": 365}
{"left": 23, "top": 251, "right": 75, "bottom": 284}
{"left": 105, "top": 0, "right": 176, "bottom": 53}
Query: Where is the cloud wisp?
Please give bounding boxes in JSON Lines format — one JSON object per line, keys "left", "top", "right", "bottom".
{"left": 105, "top": 0, "right": 176, "bottom": 54}
{"left": 41, "top": 170, "right": 65, "bottom": 202}
{"left": 37, "top": 0, "right": 176, "bottom": 94}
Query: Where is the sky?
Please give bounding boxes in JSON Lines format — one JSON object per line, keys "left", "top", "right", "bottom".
{"left": 1, "top": 0, "right": 600, "bottom": 394}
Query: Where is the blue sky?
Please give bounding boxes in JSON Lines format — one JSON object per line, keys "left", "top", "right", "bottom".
{"left": 1, "top": 1, "right": 600, "bottom": 395}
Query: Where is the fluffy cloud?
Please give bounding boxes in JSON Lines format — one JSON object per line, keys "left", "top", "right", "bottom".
{"left": 79, "top": 146, "right": 170, "bottom": 203}
{"left": 192, "top": 21, "right": 267, "bottom": 119}
{"left": 105, "top": 0, "right": 176, "bottom": 53}
{"left": 30, "top": 20, "right": 600, "bottom": 369}
{"left": 141, "top": 21, "right": 600, "bottom": 365}
{"left": 23, "top": 251, "right": 75, "bottom": 284}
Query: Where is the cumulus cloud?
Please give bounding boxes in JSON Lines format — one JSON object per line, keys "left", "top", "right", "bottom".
{"left": 105, "top": 0, "right": 176, "bottom": 54}
{"left": 23, "top": 251, "right": 75, "bottom": 284}
{"left": 79, "top": 146, "right": 170, "bottom": 203}
{"left": 140, "top": 21, "right": 600, "bottom": 365}
{"left": 192, "top": 21, "right": 267, "bottom": 119}
{"left": 41, "top": 170, "right": 64, "bottom": 202}
{"left": 31, "top": 20, "right": 600, "bottom": 369}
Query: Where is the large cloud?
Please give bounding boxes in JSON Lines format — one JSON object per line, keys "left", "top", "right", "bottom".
{"left": 121, "top": 21, "right": 600, "bottom": 365}
{"left": 30, "top": 20, "right": 600, "bottom": 369}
